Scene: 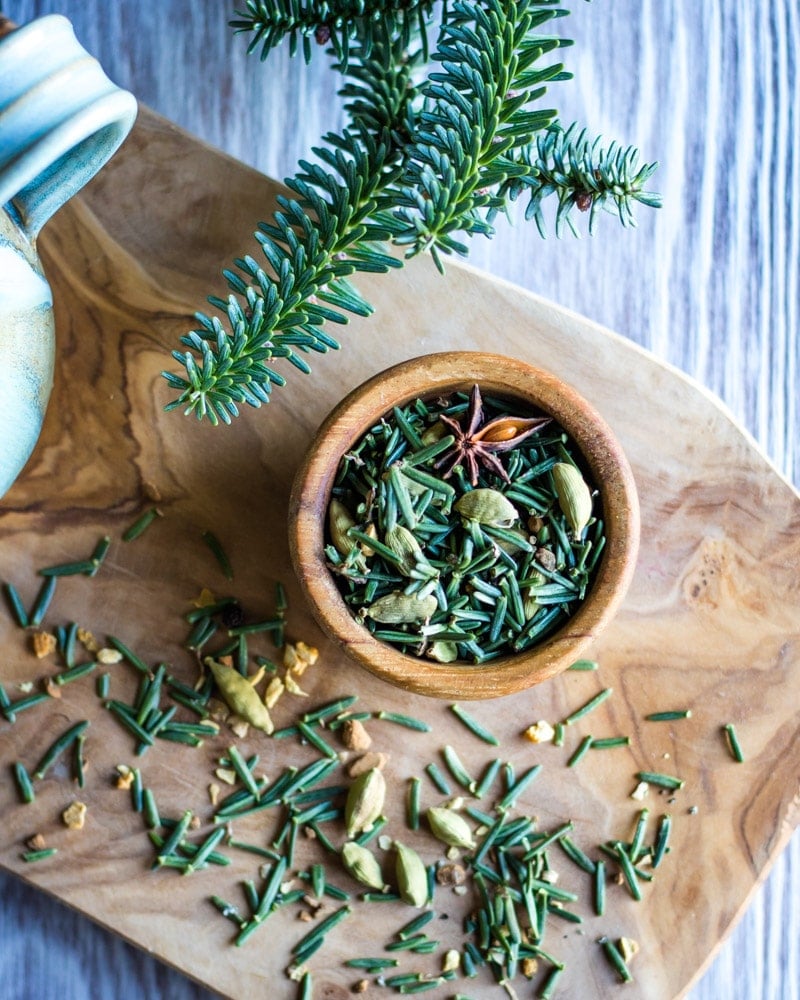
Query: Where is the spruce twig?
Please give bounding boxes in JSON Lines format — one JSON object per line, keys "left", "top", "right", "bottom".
{"left": 498, "top": 121, "right": 662, "bottom": 236}
{"left": 231, "top": 0, "right": 436, "bottom": 65}
{"left": 383, "top": 0, "right": 572, "bottom": 270}
{"left": 337, "top": 32, "right": 424, "bottom": 141}
{"left": 164, "top": 0, "right": 661, "bottom": 424}
{"left": 164, "top": 124, "right": 403, "bottom": 424}
{"left": 164, "top": 18, "right": 421, "bottom": 425}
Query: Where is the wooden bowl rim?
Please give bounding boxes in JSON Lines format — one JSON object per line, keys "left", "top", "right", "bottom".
{"left": 289, "top": 351, "right": 640, "bottom": 699}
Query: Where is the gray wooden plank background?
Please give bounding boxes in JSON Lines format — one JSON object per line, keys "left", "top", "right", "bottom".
{"left": 0, "top": 1, "right": 797, "bottom": 998}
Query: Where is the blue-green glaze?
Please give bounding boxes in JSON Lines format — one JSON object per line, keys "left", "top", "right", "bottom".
{"left": 0, "top": 211, "right": 54, "bottom": 495}
{"left": 0, "top": 15, "right": 137, "bottom": 498}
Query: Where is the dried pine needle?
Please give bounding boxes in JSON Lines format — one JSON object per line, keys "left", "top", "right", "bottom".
{"left": 723, "top": 723, "right": 745, "bottom": 762}
{"left": 449, "top": 703, "right": 499, "bottom": 746}
{"left": 122, "top": 507, "right": 162, "bottom": 542}
{"left": 202, "top": 530, "right": 234, "bottom": 579}
{"left": 563, "top": 688, "right": 612, "bottom": 725}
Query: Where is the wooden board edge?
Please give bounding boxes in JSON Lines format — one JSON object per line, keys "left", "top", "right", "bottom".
{"left": 678, "top": 809, "right": 800, "bottom": 998}
{"left": 5, "top": 869, "right": 229, "bottom": 999}
{"left": 450, "top": 258, "right": 800, "bottom": 505}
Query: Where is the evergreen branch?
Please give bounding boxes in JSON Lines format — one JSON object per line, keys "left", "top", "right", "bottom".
{"left": 231, "top": 0, "right": 436, "bottom": 64}
{"left": 164, "top": 125, "right": 403, "bottom": 425}
{"left": 497, "top": 121, "right": 662, "bottom": 236}
{"left": 387, "top": 0, "right": 573, "bottom": 268}
{"left": 164, "top": 2, "right": 661, "bottom": 423}
{"left": 164, "top": 24, "right": 427, "bottom": 424}
{"left": 337, "top": 33, "right": 425, "bottom": 141}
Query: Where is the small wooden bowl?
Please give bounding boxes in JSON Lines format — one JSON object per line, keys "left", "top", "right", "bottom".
{"left": 289, "top": 352, "right": 640, "bottom": 700}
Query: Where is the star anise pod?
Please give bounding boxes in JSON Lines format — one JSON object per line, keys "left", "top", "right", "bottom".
{"left": 433, "top": 384, "right": 551, "bottom": 486}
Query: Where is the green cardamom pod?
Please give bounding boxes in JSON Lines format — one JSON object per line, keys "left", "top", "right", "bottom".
{"left": 523, "top": 590, "right": 540, "bottom": 620}
{"left": 427, "top": 640, "right": 459, "bottom": 663}
{"left": 552, "top": 462, "right": 593, "bottom": 536}
{"left": 394, "top": 840, "right": 429, "bottom": 908}
{"left": 345, "top": 768, "right": 386, "bottom": 838}
{"left": 426, "top": 806, "right": 475, "bottom": 849}
{"left": 442, "top": 950, "right": 461, "bottom": 973}
{"left": 341, "top": 841, "right": 385, "bottom": 891}
{"left": 420, "top": 421, "right": 446, "bottom": 446}
{"left": 359, "top": 522, "right": 378, "bottom": 557}
{"left": 207, "top": 660, "right": 274, "bottom": 734}
{"left": 366, "top": 591, "right": 437, "bottom": 624}
{"left": 454, "top": 488, "right": 518, "bottom": 527}
{"left": 329, "top": 499, "right": 357, "bottom": 557}
{"left": 385, "top": 524, "right": 426, "bottom": 576}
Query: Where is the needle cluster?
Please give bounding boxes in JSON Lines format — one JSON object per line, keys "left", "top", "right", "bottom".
{"left": 164, "top": 0, "right": 660, "bottom": 425}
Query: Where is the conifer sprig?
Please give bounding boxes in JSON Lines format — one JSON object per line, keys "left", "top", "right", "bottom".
{"left": 384, "top": 0, "right": 571, "bottom": 269}
{"left": 337, "top": 33, "right": 424, "bottom": 141}
{"left": 499, "top": 121, "right": 662, "bottom": 236}
{"left": 231, "top": 0, "right": 436, "bottom": 65}
{"left": 164, "top": 0, "right": 660, "bottom": 423}
{"left": 164, "top": 124, "right": 404, "bottom": 425}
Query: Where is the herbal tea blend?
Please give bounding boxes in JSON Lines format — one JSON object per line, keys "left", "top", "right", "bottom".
{"left": 326, "top": 385, "right": 606, "bottom": 662}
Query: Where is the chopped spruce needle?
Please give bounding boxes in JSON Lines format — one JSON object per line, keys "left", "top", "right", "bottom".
{"left": 563, "top": 688, "right": 613, "bottom": 725}
{"left": 201, "top": 529, "right": 234, "bottom": 580}
{"left": 636, "top": 770, "right": 685, "bottom": 790}
{"left": 723, "top": 723, "right": 745, "bottom": 762}
{"left": 449, "top": 704, "right": 500, "bottom": 746}
{"left": 21, "top": 848, "right": 58, "bottom": 863}
{"left": 122, "top": 507, "right": 163, "bottom": 543}
{"left": 645, "top": 710, "right": 692, "bottom": 722}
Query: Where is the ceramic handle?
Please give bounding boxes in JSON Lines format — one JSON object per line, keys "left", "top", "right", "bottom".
{"left": 0, "top": 15, "right": 137, "bottom": 239}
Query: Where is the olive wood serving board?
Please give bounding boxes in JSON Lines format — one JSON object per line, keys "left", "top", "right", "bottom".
{"left": 0, "top": 108, "right": 798, "bottom": 1000}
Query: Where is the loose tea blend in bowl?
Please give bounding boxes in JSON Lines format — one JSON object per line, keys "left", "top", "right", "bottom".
{"left": 289, "top": 352, "right": 640, "bottom": 699}
{"left": 325, "top": 384, "right": 605, "bottom": 663}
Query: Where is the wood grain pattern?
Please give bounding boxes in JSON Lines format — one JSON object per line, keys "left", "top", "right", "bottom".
{"left": 0, "top": 2, "right": 798, "bottom": 999}
{"left": 0, "top": 107, "right": 797, "bottom": 1000}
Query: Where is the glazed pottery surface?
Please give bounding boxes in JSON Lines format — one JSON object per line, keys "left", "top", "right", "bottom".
{"left": 0, "top": 15, "right": 136, "bottom": 497}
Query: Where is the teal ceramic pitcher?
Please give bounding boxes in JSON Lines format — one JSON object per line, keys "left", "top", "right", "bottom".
{"left": 0, "top": 15, "right": 137, "bottom": 498}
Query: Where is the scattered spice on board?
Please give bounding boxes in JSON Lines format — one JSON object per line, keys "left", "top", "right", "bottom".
{"left": 31, "top": 631, "right": 56, "bottom": 659}
{"left": 1, "top": 512, "right": 751, "bottom": 996}
{"left": 325, "top": 385, "right": 605, "bottom": 663}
